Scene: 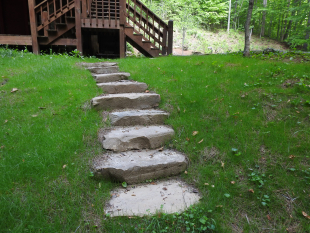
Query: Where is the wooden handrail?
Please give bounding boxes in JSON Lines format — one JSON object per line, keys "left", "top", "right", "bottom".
{"left": 125, "top": 0, "right": 170, "bottom": 53}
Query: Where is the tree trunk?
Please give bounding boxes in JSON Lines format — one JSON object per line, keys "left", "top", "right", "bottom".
{"left": 234, "top": 0, "right": 238, "bottom": 30}
{"left": 244, "top": 0, "right": 254, "bottom": 57}
{"left": 268, "top": 17, "right": 273, "bottom": 38}
{"left": 261, "top": 0, "right": 267, "bottom": 37}
{"left": 283, "top": 0, "right": 299, "bottom": 41}
{"left": 303, "top": 0, "right": 310, "bottom": 50}
{"left": 228, "top": 0, "right": 231, "bottom": 33}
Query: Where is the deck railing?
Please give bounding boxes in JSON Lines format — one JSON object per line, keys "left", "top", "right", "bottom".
{"left": 30, "top": 0, "right": 172, "bottom": 55}
{"left": 81, "top": 0, "right": 122, "bottom": 28}
{"left": 34, "top": 0, "right": 75, "bottom": 32}
{"left": 125, "top": 0, "right": 171, "bottom": 54}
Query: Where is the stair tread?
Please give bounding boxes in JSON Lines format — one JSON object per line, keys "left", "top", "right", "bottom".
{"left": 104, "top": 179, "right": 199, "bottom": 217}
{"left": 91, "top": 93, "right": 160, "bottom": 110}
{"left": 97, "top": 80, "right": 148, "bottom": 94}
{"left": 99, "top": 125, "right": 174, "bottom": 152}
{"left": 93, "top": 72, "right": 130, "bottom": 83}
{"left": 93, "top": 149, "right": 186, "bottom": 183}
{"left": 109, "top": 109, "right": 169, "bottom": 126}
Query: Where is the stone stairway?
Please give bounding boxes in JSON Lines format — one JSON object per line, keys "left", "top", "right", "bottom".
{"left": 83, "top": 62, "right": 199, "bottom": 217}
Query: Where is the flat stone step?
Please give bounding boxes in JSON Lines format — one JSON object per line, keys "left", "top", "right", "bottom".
{"left": 94, "top": 72, "right": 130, "bottom": 83}
{"left": 93, "top": 149, "right": 187, "bottom": 184}
{"left": 87, "top": 66, "right": 119, "bottom": 74}
{"left": 79, "top": 62, "right": 117, "bottom": 68}
{"left": 91, "top": 93, "right": 160, "bottom": 110}
{"left": 109, "top": 109, "right": 169, "bottom": 126}
{"left": 104, "top": 179, "right": 200, "bottom": 217}
{"left": 99, "top": 125, "right": 174, "bottom": 152}
{"left": 97, "top": 80, "right": 148, "bottom": 94}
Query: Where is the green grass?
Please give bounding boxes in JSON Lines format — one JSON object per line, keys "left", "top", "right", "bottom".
{"left": 1, "top": 47, "right": 310, "bottom": 232}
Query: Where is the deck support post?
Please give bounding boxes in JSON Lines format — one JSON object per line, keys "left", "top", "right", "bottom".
{"left": 75, "top": 0, "right": 83, "bottom": 54}
{"left": 120, "top": 27, "right": 125, "bottom": 58}
{"left": 167, "top": 20, "right": 173, "bottom": 55}
{"left": 28, "top": 0, "right": 39, "bottom": 54}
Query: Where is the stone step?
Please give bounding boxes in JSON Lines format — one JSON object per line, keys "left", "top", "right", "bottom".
{"left": 97, "top": 80, "right": 148, "bottom": 94}
{"left": 109, "top": 109, "right": 169, "bottom": 126}
{"left": 91, "top": 93, "right": 160, "bottom": 110}
{"left": 93, "top": 72, "right": 130, "bottom": 83}
{"left": 80, "top": 62, "right": 117, "bottom": 68}
{"left": 99, "top": 125, "right": 174, "bottom": 152}
{"left": 104, "top": 179, "right": 200, "bottom": 217}
{"left": 93, "top": 149, "right": 187, "bottom": 184}
{"left": 87, "top": 66, "right": 119, "bottom": 74}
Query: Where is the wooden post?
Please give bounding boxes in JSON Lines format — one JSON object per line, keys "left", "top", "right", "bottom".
{"left": 75, "top": 0, "right": 83, "bottom": 54}
{"left": 162, "top": 27, "right": 167, "bottom": 55}
{"left": 28, "top": 0, "right": 39, "bottom": 54}
{"left": 120, "top": 0, "right": 126, "bottom": 25}
{"left": 119, "top": 27, "right": 125, "bottom": 58}
{"left": 167, "top": 20, "right": 173, "bottom": 55}
{"left": 82, "top": 0, "right": 87, "bottom": 18}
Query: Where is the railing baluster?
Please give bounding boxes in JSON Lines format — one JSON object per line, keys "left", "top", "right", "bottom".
{"left": 115, "top": 0, "right": 117, "bottom": 26}
{"left": 53, "top": 0, "right": 56, "bottom": 17}
{"left": 40, "top": 6, "right": 43, "bottom": 24}
{"left": 60, "top": 0, "right": 63, "bottom": 13}
{"left": 96, "top": 0, "right": 98, "bottom": 26}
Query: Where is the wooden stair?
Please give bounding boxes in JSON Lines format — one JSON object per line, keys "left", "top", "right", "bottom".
{"left": 31, "top": 0, "right": 172, "bottom": 57}
{"left": 124, "top": 26, "right": 160, "bottom": 57}
{"left": 38, "top": 18, "right": 76, "bottom": 45}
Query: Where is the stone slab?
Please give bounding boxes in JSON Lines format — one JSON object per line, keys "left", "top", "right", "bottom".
{"left": 91, "top": 93, "right": 160, "bottom": 110}
{"left": 79, "top": 62, "right": 117, "bottom": 68}
{"left": 93, "top": 149, "right": 187, "bottom": 183}
{"left": 104, "top": 179, "right": 200, "bottom": 217}
{"left": 97, "top": 80, "right": 148, "bottom": 94}
{"left": 87, "top": 66, "right": 119, "bottom": 74}
{"left": 94, "top": 73, "right": 130, "bottom": 83}
{"left": 99, "top": 125, "right": 174, "bottom": 152}
{"left": 109, "top": 109, "right": 169, "bottom": 126}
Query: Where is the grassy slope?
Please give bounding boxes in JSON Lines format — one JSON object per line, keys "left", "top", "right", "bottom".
{"left": 1, "top": 49, "right": 310, "bottom": 232}
{"left": 0, "top": 51, "right": 115, "bottom": 232}
{"left": 118, "top": 53, "right": 310, "bottom": 232}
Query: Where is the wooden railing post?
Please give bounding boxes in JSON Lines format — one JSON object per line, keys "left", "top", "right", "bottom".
{"left": 28, "top": 0, "right": 39, "bottom": 54}
{"left": 167, "top": 20, "right": 173, "bottom": 55}
{"left": 42, "top": 11, "right": 48, "bottom": 37}
{"left": 82, "top": 0, "right": 87, "bottom": 18}
{"left": 75, "top": 0, "right": 83, "bottom": 54}
{"left": 162, "top": 27, "right": 167, "bottom": 55}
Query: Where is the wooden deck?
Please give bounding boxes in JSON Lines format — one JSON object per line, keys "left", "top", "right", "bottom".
{"left": 0, "top": 0, "right": 173, "bottom": 58}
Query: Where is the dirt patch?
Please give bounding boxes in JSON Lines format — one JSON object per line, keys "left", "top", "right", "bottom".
{"left": 201, "top": 147, "right": 222, "bottom": 163}
{"left": 225, "top": 63, "right": 241, "bottom": 67}
{"left": 281, "top": 79, "right": 299, "bottom": 88}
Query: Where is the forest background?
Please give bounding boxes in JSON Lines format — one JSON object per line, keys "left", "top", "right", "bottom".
{"left": 139, "top": 0, "right": 310, "bottom": 54}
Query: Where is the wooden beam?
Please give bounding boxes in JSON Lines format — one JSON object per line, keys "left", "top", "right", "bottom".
{"left": 49, "top": 38, "right": 77, "bottom": 46}
{"left": 75, "top": 0, "right": 83, "bottom": 54}
{"left": 28, "top": 0, "right": 39, "bottom": 54}
{"left": 0, "top": 35, "right": 32, "bottom": 45}
{"left": 120, "top": 27, "right": 125, "bottom": 58}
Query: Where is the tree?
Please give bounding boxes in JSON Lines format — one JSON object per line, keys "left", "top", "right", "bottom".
{"left": 244, "top": 0, "right": 255, "bottom": 56}
{"left": 228, "top": 0, "right": 232, "bottom": 33}
{"left": 260, "top": 0, "right": 267, "bottom": 37}
{"left": 303, "top": 0, "right": 310, "bottom": 50}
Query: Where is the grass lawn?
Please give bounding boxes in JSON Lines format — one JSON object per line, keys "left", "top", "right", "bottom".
{"left": 1, "top": 48, "right": 310, "bottom": 232}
